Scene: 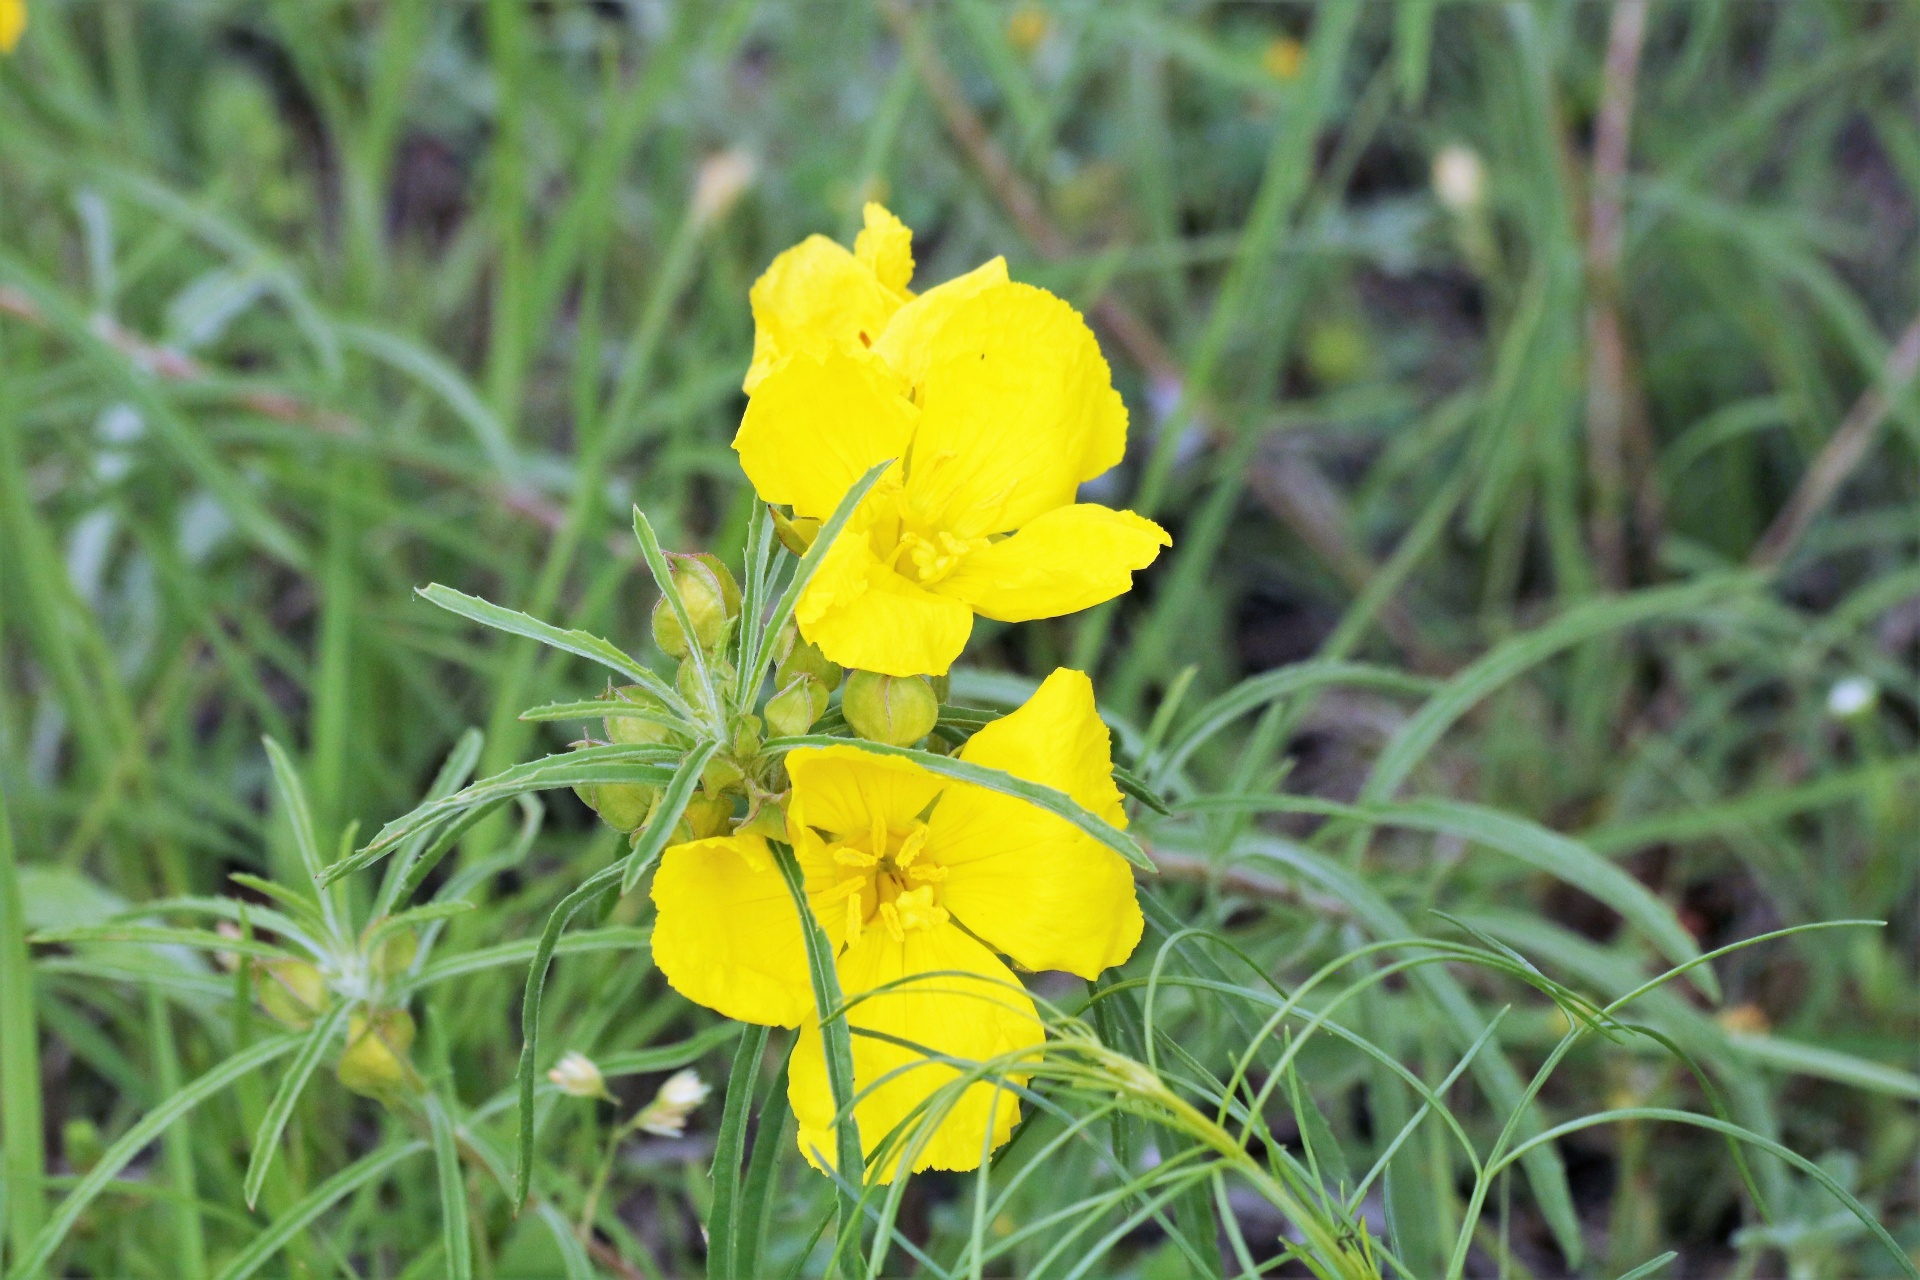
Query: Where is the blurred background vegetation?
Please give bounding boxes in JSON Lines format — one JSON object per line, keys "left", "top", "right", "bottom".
{"left": 1, "top": 0, "right": 1917, "bottom": 1276}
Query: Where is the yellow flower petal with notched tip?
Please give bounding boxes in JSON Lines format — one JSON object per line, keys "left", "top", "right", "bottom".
{"left": 932, "top": 669, "right": 1143, "bottom": 977}
{"left": 941, "top": 504, "right": 1171, "bottom": 624}
{"left": 649, "top": 833, "right": 821, "bottom": 1027}
{"left": 742, "top": 217, "right": 907, "bottom": 395}
{"left": 0, "top": 0, "right": 24, "bottom": 52}
{"left": 736, "top": 209, "right": 1165, "bottom": 676}
{"left": 788, "top": 923, "right": 1041, "bottom": 1182}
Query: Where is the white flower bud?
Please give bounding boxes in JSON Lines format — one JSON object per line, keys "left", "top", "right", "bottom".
{"left": 692, "top": 151, "right": 757, "bottom": 227}
{"left": 1826, "top": 675, "right": 1878, "bottom": 720}
{"left": 636, "top": 1068, "right": 710, "bottom": 1137}
{"left": 1431, "top": 144, "right": 1486, "bottom": 215}
{"left": 548, "top": 1051, "right": 612, "bottom": 1101}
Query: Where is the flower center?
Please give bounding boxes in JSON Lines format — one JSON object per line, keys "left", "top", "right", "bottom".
{"left": 819, "top": 816, "right": 949, "bottom": 944}
{"left": 887, "top": 527, "right": 975, "bottom": 586}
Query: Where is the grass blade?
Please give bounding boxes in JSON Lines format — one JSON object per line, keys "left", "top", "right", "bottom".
{"left": 426, "top": 1094, "right": 474, "bottom": 1280}
{"left": 707, "top": 1023, "right": 770, "bottom": 1280}
{"left": 244, "top": 1003, "right": 350, "bottom": 1209}
{"left": 213, "top": 1142, "right": 427, "bottom": 1280}
{"left": 7, "top": 1034, "right": 301, "bottom": 1280}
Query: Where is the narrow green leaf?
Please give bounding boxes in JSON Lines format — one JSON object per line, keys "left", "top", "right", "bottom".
{"left": 29, "top": 924, "right": 291, "bottom": 961}
{"left": 1613, "top": 1251, "right": 1679, "bottom": 1280}
{"left": 401, "top": 926, "right": 650, "bottom": 995}
{"left": 622, "top": 740, "right": 719, "bottom": 894}
{"left": 426, "top": 1094, "right": 474, "bottom": 1280}
{"left": 763, "top": 735, "right": 1153, "bottom": 872}
{"left": 769, "top": 842, "right": 864, "bottom": 1234}
{"left": 7, "top": 1034, "right": 301, "bottom": 1280}
{"left": 533, "top": 1201, "right": 596, "bottom": 1280}
{"left": 262, "top": 737, "right": 342, "bottom": 938}
{"left": 707, "top": 1023, "right": 770, "bottom": 1280}
{"left": 733, "top": 1053, "right": 792, "bottom": 1280}
{"left": 515, "top": 863, "right": 627, "bottom": 1205}
{"left": 351, "top": 745, "right": 677, "bottom": 866}
{"left": 244, "top": 1003, "right": 350, "bottom": 1209}
{"left": 212, "top": 1142, "right": 427, "bottom": 1280}
{"left": 598, "top": 1023, "right": 742, "bottom": 1077}
{"left": 633, "top": 507, "right": 720, "bottom": 725}
{"left": 1, "top": 789, "right": 47, "bottom": 1267}
{"left": 416, "top": 583, "right": 682, "bottom": 711}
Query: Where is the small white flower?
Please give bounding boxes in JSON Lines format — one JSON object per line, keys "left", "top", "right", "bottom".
{"left": 1432, "top": 144, "right": 1486, "bottom": 215}
{"left": 547, "top": 1051, "right": 611, "bottom": 1101}
{"left": 1826, "top": 676, "right": 1878, "bottom": 720}
{"left": 637, "top": 1068, "right": 710, "bottom": 1137}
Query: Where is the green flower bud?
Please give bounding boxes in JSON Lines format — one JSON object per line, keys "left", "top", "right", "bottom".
{"left": 337, "top": 1007, "right": 417, "bottom": 1099}
{"left": 684, "top": 793, "right": 735, "bottom": 839}
{"left": 732, "top": 714, "right": 763, "bottom": 759}
{"left": 775, "top": 625, "right": 843, "bottom": 693}
{"left": 677, "top": 654, "right": 736, "bottom": 706}
{"left": 63, "top": 1119, "right": 105, "bottom": 1174}
{"left": 770, "top": 506, "right": 820, "bottom": 556}
{"left": 702, "top": 754, "right": 745, "bottom": 795}
{"left": 651, "top": 554, "right": 741, "bottom": 657}
{"left": 843, "top": 671, "right": 939, "bottom": 747}
{"left": 372, "top": 928, "right": 417, "bottom": 983}
{"left": 735, "top": 798, "right": 789, "bottom": 841}
{"left": 255, "top": 956, "right": 329, "bottom": 1030}
{"left": 764, "top": 675, "right": 826, "bottom": 739}
{"left": 570, "top": 741, "right": 656, "bottom": 831}
{"left": 604, "top": 685, "right": 677, "bottom": 746}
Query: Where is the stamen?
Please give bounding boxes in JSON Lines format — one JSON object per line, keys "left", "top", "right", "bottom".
{"left": 879, "top": 901, "right": 905, "bottom": 943}
{"left": 906, "top": 862, "right": 948, "bottom": 883}
{"left": 894, "top": 823, "right": 929, "bottom": 868}
{"left": 832, "top": 845, "right": 877, "bottom": 868}
{"left": 846, "top": 890, "right": 864, "bottom": 943}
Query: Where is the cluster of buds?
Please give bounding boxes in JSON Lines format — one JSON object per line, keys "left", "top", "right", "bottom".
{"left": 337, "top": 1006, "right": 419, "bottom": 1100}
{"left": 764, "top": 625, "right": 842, "bottom": 739}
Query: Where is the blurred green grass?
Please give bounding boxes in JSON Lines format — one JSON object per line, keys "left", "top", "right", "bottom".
{"left": 1, "top": 1, "right": 1917, "bottom": 1276}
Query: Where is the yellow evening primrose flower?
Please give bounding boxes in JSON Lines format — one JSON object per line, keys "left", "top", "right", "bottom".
{"left": 0, "top": 0, "right": 25, "bottom": 53}
{"left": 649, "top": 669, "right": 1142, "bottom": 1180}
{"left": 735, "top": 204, "right": 1170, "bottom": 677}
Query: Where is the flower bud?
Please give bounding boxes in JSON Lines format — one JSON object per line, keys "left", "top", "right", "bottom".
{"left": 651, "top": 554, "right": 740, "bottom": 658}
{"left": 1432, "top": 144, "right": 1486, "bottom": 216}
{"left": 735, "top": 797, "right": 788, "bottom": 840}
{"left": 842, "top": 671, "right": 939, "bottom": 747}
{"left": 372, "top": 927, "right": 416, "bottom": 983}
{"left": 702, "top": 754, "right": 745, "bottom": 795}
{"left": 770, "top": 506, "right": 820, "bottom": 556}
{"left": 764, "top": 675, "right": 826, "bottom": 739}
{"left": 732, "top": 714, "right": 763, "bottom": 759}
{"left": 254, "top": 956, "right": 329, "bottom": 1030}
{"left": 337, "top": 1007, "right": 417, "bottom": 1099}
{"left": 1826, "top": 675, "right": 1878, "bottom": 720}
{"left": 677, "top": 654, "right": 736, "bottom": 706}
{"left": 636, "top": 1068, "right": 710, "bottom": 1137}
{"left": 775, "top": 625, "right": 842, "bottom": 693}
{"left": 684, "top": 793, "right": 735, "bottom": 839}
{"left": 63, "top": 1119, "right": 105, "bottom": 1174}
{"left": 547, "top": 1050, "right": 614, "bottom": 1101}
{"left": 604, "top": 685, "right": 677, "bottom": 746}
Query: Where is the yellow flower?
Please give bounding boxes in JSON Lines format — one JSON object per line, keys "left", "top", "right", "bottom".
{"left": 736, "top": 204, "right": 1170, "bottom": 676}
{"left": 0, "top": 0, "right": 25, "bottom": 53}
{"left": 649, "top": 669, "right": 1142, "bottom": 1180}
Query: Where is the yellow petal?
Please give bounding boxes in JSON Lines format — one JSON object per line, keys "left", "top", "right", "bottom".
{"left": 788, "top": 923, "right": 1042, "bottom": 1182}
{"left": 930, "top": 670, "right": 1143, "bottom": 977}
{"left": 786, "top": 745, "right": 945, "bottom": 842}
{"left": 743, "top": 235, "right": 905, "bottom": 393}
{"left": 795, "top": 490, "right": 975, "bottom": 676}
{"left": 649, "top": 834, "right": 820, "bottom": 1027}
{"left": 733, "top": 350, "right": 916, "bottom": 522}
{"left": 872, "top": 256, "right": 1009, "bottom": 388}
{"left": 0, "top": 0, "right": 22, "bottom": 53}
{"left": 939, "top": 504, "right": 1170, "bottom": 623}
{"left": 854, "top": 203, "right": 915, "bottom": 298}
{"left": 900, "top": 282, "right": 1128, "bottom": 538}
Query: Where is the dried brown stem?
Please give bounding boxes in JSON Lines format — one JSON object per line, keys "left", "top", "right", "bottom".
{"left": 1750, "top": 310, "right": 1920, "bottom": 569}
{"left": 1584, "top": 0, "right": 1650, "bottom": 590}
